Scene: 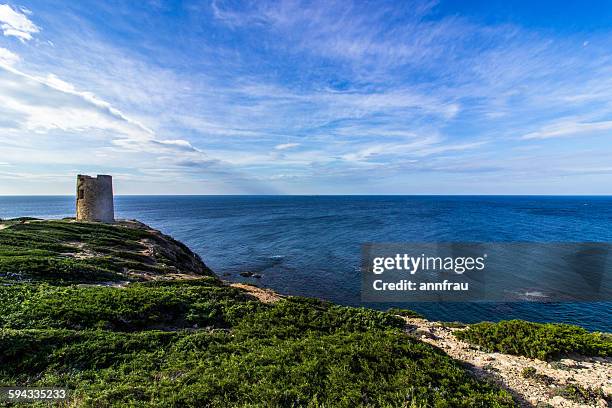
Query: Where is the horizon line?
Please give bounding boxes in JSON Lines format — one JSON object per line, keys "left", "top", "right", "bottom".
{"left": 1, "top": 194, "right": 611, "bottom": 197}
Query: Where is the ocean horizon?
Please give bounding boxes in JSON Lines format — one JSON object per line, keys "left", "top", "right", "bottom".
{"left": 2, "top": 194, "right": 611, "bottom": 332}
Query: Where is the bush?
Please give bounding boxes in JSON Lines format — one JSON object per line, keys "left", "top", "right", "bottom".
{"left": 0, "top": 328, "right": 516, "bottom": 407}
{"left": 521, "top": 366, "right": 537, "bottom": 378}
{"left": 455, "top": 320, "right": 611, "bottom": 360}
{"left": 0, "top": 284, "right": 517, "bottom": 406}
{"left": 386, "top": 307, "right": 424, "bottom": 318}
{"left": 553, "top": 384, "right": 608, "bottom": 405}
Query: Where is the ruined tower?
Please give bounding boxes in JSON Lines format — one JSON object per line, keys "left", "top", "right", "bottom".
{"left": 76, "top": 174, "right": 115, "bottom": 223}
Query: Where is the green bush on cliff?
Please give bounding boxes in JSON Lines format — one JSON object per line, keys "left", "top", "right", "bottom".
{"left": 455, "top": 320, "right": 611, "bottom": 360}
{"left": 386, "top": 307, "right": 424, "bottom": 319}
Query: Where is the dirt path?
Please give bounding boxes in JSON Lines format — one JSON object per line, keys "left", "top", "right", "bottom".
{"left": 403, "top": 317, "right": 611, "bottom": 407}
{"left": 229, "top": 282, "right": 284, "bottom": 303}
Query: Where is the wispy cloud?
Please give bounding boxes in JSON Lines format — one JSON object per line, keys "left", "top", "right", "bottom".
{"left": 0, "top": 4, "right": 39, "bottom": 41}
{"left": 275, "top": 143, "right": 300, "bottom": 150}
{"left": 0, "top": 46, "right": 17, "bottom": 65}
{"left": 521, "top": 119, "right": 612, "bottom": 140}
{"left": 0, "top": 58, "right": 218, "bottom": 172}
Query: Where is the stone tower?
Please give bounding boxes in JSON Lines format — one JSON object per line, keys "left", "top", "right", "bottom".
{"left": 76, "top": 174, "right": 115, "bottom": 223}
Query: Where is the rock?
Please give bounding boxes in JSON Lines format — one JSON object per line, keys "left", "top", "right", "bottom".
{"left": 415, "top": 329, "right": 438, "bottom": 340}
{"left": 240, "top": 271, "right": 254, "bottom": 277}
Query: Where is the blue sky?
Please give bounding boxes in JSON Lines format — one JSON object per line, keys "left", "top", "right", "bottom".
{"left": 0, "top": 0, "right": 611, "bottom": 194}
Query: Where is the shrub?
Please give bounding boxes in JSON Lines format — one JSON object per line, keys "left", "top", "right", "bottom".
{"left": 0, "top": 282, "right": 260, "bottom": 331}
{"left": 520, "top": 366, "right": 554, "bottom": 385}
{"left": 455, "top": 320, "right": 611, "bottom": 360}
{"left": 0, "top": 328, "right": 516, "bottom": 407}
{"left": 521, "top": 366, "right": 537, "bottom": 378}
{"left": 386, "top": 307, "right": 424, "bottom": 319}
{"left": 553, "top": 384, "right": 607, "bottom": 404}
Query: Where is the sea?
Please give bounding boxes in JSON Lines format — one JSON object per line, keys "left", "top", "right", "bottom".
{"left": 1, "top": 195, "right": 610, "bottom": 332}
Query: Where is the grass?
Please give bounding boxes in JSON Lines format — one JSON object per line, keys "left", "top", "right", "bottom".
{"left": 455, "top": 320, "right": 611, "bottom": 360}
{"left": 0, "top": 220, "right": 549, "bottom": 406}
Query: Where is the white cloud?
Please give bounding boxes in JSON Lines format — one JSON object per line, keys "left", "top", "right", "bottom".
{"left": 0, "top": 65, "right": 151, "bottom": 138}
{"left": 40, "top": 73, "right": 155, "bottom": 135}
{"left": 0, "top": 4, "right": 39, "bottom": 41}
{"left": 0, "top": 46, "right": 19, "bottom": 65}
{"left": 521, "top": 120, "right": 612, "bottom": 140}
{"left": 152, "top": 139, "right": 200, "bottom": 152}
{"left": 0, "top": 63, "right": 213, "bottom": 167}
{"left": 274, "top": 143, "right": 300, "bottom": 150}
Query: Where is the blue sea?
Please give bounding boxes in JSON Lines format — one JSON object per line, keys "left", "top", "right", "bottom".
{"left": 1, "top": 195, "right": 610, "bottom": 332}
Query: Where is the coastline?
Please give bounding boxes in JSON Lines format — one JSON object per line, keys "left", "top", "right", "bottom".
{"left": 0, "top": 218, "right": 610, "bottom": 407}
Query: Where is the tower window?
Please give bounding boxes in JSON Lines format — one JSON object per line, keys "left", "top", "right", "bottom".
{"left": 78, "top": 189, "right": 84, "bottom": 200}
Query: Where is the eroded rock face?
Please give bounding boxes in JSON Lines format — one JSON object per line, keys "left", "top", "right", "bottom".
{"left": 128, "top": 221, "right": 213, "bottom": 277}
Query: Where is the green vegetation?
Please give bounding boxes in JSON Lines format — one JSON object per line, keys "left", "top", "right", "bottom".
{"left": 520, "top": 366, "right": 536, "bottom": 378}
{"left": 520, "top": 367, "right": 554, "bottom": 386}
{"left": 0, "top": 219, "right": 213, "bottom": 283}
{"left": 0, "top": 289, "right": 515, "bottom": 407}
{"left": 0, "top": 220, "right": 518, "bottom": 407}
{"left": 552, "top": 384, "right": 609, "bottom": 405}
{"left": 455, "top": 320, "right": 611, "bottom": 360}
{"left": 386, "top": 307, "right": 424, "bottom": 319}
{"left": 0, "top": 279, "right": 259, "bottom": 331}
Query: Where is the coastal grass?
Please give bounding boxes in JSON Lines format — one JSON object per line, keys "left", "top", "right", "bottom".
{"left": 455, "top": 320, "right": 611, "bottom": 360}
